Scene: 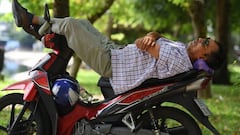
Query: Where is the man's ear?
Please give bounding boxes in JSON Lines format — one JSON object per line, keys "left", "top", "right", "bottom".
{"left": 199, "top": 53, "right": 208, "bottom": 61}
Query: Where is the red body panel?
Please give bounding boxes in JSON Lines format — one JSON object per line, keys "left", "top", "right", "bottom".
{"left": 2, "top": 78, "right": 37, "bottom": 101}
{"left": 57, "top": 96, "right": 122, "bottom": 135}
{"left": 32, "top": 71, "right": 51, "bottom": 94}
{"left": 2, "top": 71, "right": 51, "bottom": 101}
{"left": 2, "top": 78, "right": 32, "bottom": 91}
{"left": 118, "top": 85, "right": 167, "bottom": 105}
{"left": 57, "top": 105, "right": 98, "bottom": 135}
{"left": 56, "top": 85, "right": 170, "bottom": 135}
{"left": 42, "top": 53, "right": 57, "bottom": 70}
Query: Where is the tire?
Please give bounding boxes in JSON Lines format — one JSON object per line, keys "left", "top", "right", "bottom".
{"left": 141, "top": 106, "right": 202, "bottom": 135}
{"left": 0, "top": 93, "right": 52, "bottom": 135}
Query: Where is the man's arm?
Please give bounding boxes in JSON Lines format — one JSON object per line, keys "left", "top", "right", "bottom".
{"left": 146, "top": 31, "right": 161, "bottom": 40}
{"left": 135, "top": 32, "right": 161, "bottom": 59}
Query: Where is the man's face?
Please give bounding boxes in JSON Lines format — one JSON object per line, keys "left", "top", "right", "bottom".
{"left": 187, "top": 38, "right": 219, "bottom": 62}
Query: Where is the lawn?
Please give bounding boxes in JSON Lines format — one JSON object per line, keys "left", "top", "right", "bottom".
{"left": 0, "top": 66, "right": 240, "bottom": 134}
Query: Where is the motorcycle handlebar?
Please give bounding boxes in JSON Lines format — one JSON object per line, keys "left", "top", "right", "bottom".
{"left": 38, "top": 21, "right": 51, "bottom": 36}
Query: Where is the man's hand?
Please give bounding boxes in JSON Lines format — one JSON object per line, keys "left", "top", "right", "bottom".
{"left": 135, "top": 36, "right": 157, "bottom": 51}
{"left": 135, "top": 32, "right": 161, "bottom": 51}
{"left": 135, "top": 32, "right": 161, "bottom": 59}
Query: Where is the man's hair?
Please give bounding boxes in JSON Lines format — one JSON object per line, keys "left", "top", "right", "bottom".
{"left": 205, "top": 40, "right": 225, "bottom": 70}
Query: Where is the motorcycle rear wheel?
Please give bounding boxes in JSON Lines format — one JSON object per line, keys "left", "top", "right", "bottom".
{"left": 142, "top": 106, "right": 202, "bottom": 135}
{"left": 0, "top": 93, "right": 52, "bottom": 135}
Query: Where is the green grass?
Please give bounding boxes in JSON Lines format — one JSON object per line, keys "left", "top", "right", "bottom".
{"left": 201, "top": 64, "right": 240, "bottom": 135}
{"left": 77, "top": 69, "right": 101, "bottom": 95}
{"left": 202, "top": 84, "right": 240, "bottom": 134}
{"left": 0, "top": 66, "right": 240, "bottom": 134}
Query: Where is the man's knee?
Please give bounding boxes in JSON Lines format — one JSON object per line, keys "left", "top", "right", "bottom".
{"left": 62, "top": 17, "right": 77, "bottom": 28}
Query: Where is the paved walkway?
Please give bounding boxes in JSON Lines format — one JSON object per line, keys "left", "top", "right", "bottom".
{"left": 4, "top": 50, "right": 47, "bottom": 80}
{"left": 5, "top": 50, "right": 47, "bottom": 67}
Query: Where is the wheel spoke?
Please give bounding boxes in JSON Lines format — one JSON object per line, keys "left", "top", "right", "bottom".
{"left": 141, "top": 107, "right": 202, "bottom": 135}
{"left": 10, "top": 104, "right": 16, "bottom": 125}
{"left": 159, "top": 118, "right": 166, "bottom": 129}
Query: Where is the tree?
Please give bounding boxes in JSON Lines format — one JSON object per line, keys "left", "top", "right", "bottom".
{"left": 109, "top": 0, "right": 192, "bottom": 44}
{"left": 186, "top": 0, "right": 213, "bottom": 98}
{"left": 53, "top": 0, "right": 69, "bottom": 18}
{"left": 187, "top": 0, "right": 206, "bottom": 38}
{"left": 52, "top": 0, "right": 83, "bottom": 78}
{"left": 213, "top": 0, "right": 231, "bottom": 84}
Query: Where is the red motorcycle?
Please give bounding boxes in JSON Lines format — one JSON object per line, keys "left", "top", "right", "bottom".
{"left": 0, "top": 2, "right": 220, "bottom": 135}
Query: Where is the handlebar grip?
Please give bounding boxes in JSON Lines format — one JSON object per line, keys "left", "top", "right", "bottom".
{"left": 38, "top": 22, "right": 51, "bottom": 36}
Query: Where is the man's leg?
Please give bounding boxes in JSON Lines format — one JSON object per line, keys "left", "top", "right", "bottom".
{"left": 12, "top": 0, "right": 117, "bottom": 77}
{"left": 50, "top": 17, "right": 119, "bottom": 77}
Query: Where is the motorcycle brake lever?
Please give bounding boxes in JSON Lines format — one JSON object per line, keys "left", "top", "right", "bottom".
{"left": 38, "top": 4, "right": 52, "bottom": 36}
{"left": 44, "top": 4, "right": 50, "bottom": 22}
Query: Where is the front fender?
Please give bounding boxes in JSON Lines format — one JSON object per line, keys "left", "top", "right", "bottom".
{"left": 2, "top": 71, "right": 51, "bottom": 102}
{"left": 2, "top": 78, "right": 37, "bottom": 101}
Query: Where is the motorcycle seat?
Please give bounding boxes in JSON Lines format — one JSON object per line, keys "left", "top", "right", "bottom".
{"left": 98, "top": 69, "right": 201, "bottom": 99}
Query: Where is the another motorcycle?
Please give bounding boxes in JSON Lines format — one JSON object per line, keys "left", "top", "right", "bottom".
{"left": 0, "top": 1, "right": 220, "bottom": 135}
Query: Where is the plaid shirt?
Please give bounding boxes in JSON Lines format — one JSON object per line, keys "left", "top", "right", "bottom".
{"left": 110, "top": 38, "right": 193, "bottom": 94}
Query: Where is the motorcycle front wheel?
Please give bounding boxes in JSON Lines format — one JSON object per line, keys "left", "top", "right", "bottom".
{"left": 0, "top": 93, "right": 52, "bottom": 135}
{"left": 141, "top": 106, "right": 202, "bottom": 135}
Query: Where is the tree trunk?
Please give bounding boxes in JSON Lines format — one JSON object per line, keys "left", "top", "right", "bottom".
{"left": 213, "top": 0, "right": 231, "bottom": 84}
{"left": 70, "top": 54, "right": 82, "bottom": 78}
{"left": 188, "top": 0, "right": 206, "bottom": 38}
{"left": 187, "top": 0, "right": 212, "bottom": 98}
{"left": 0, "top": 48, "right": 4, "bottom": 80}
{"left": 88, "top": 0, "right": 115, "bottom": 23}
{"left": 105, "top": 12, "right": 114, "bottom": 38}
{"left": 53, "top": 0, "right": 82, "bottom": 78}
{"left": 53, "top": 0, "right": 80, "bottom": 77}
{"left": 53, "top": 0, "right": 69, "bottom": 18}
